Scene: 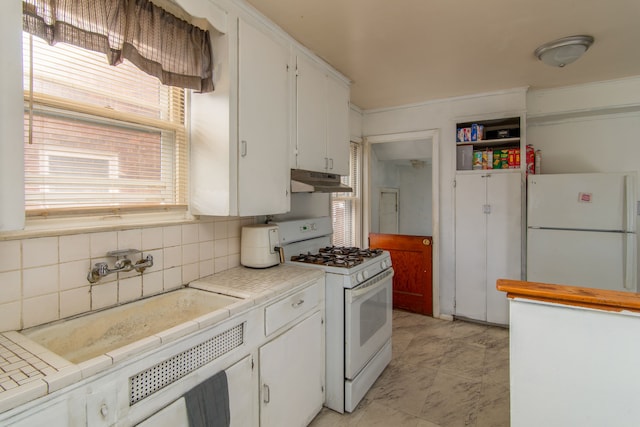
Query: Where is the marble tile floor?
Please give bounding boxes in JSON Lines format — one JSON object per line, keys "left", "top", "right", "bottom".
{"left": 309, "top": 310, "right": 510, "bottom": 427}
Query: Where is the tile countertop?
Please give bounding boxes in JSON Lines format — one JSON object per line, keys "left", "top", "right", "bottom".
{"left": 0, "top": 264, "right": 324, "bottom": 415}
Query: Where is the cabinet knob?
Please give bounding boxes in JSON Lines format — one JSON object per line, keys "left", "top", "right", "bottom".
{"left": 100, "top": 404, "right": 109, "bottom": 418}
{"left": 423, "top": 239, "right": 431, "bottom": 246}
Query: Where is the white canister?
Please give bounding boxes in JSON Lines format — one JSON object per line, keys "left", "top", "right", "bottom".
{"left": 240, "top": 224, "right": 283, "bottom": 268}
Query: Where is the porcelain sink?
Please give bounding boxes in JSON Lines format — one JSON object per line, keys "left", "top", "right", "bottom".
{"left": 21, "top": 288, "right": 241, "bottom": 364}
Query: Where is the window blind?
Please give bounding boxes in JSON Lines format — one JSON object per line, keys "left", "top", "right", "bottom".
{"left": 332, "top": 142, "right": 361, "bottom": 247}
{"left": 23, "top": 33, "right": 187, "bottom": 214}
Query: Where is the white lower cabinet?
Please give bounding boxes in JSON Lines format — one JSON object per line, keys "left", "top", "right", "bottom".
{"left": 137, "top": 355, "right": 254, "bottom": 427}
{"left": 259, "top": 311, "right": 324, "bottom": 427}
{"left": 455, "top": 171, "right": 522, "bottom": 325}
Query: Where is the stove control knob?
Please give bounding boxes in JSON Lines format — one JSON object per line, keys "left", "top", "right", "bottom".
{"left": 363, "top": 270, "right": 370, "bottom": 280}
{"left": 380, "top": 260, "right": 387, "bottom": 270}
{"left": 356, "top": 272, "right": 364, "bottom": 283}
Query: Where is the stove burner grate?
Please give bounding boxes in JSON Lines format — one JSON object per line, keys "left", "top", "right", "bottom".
{"left": 291, "top": 246, "right": 383, "bottom": 268}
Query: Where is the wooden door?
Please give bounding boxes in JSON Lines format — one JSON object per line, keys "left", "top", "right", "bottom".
{"left": 369, "top": 233, "right": 432, "bottom": 316}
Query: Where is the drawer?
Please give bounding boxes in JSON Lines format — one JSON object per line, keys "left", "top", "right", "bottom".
{"left": 265, "top": 281, "right": 321, "bottom": 336}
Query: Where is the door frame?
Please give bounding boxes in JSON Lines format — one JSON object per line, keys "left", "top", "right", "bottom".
{"left": 363, "top": 129, "right": 441, "bottom": 318}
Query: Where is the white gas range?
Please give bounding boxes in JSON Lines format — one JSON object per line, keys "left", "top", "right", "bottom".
{"left": 273, "top": 217, "right": 394, "bottom": 413}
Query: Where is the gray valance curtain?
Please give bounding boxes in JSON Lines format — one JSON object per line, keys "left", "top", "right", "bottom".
{"left": 22, "top": 0, "right": 214, "bottom": 92}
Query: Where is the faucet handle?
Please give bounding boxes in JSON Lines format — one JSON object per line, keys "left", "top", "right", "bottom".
{"left": 95, "top": 262, "right": 109, "bottom": 276}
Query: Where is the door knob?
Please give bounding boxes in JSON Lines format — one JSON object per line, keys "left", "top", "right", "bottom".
{"left": 423, "top": 239, "right": 431, "bottom": 246}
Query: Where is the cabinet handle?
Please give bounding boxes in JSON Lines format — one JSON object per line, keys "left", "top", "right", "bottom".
{"left": 263, "top": 384, "right": 270, "bottom": 403}
{"left": 292, "top": 299, "right": 305, "bottom": 308}
{"left": 329, "top": 158, "right": 334, "bottom": 170}
{"left": 324, "top": 157, "right": 329, "bottom": 169}
{"left": 241, "top": 140, "right": 247, "bottom": 157}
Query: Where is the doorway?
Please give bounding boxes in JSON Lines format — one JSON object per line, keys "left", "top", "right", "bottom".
{"left": 364, "top": 130, "right": 440, "bottom": 317}
{"left": 379, "top": 188, "right": 399, "bottom": 234}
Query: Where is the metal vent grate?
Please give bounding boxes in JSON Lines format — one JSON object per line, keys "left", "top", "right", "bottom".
{"left": 129, "top": 322, "right": 244, "bottom": 405}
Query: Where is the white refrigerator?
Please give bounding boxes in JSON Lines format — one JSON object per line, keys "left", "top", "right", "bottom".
{"left": 527, "top": 173, "right": 637, "bottom": 291}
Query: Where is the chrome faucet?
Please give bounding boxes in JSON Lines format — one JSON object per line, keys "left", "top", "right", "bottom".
{"left": 87, "top": 249, "right": 154, "bottom": 283}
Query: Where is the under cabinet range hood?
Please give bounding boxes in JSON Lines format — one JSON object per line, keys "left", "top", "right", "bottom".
{"left": 291, "top": 169, "right": 353, "bottom": 193}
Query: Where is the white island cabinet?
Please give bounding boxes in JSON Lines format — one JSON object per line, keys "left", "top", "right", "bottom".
{"left": 454, "top": 171, "right": 522, "bottom": 325}
{"left": 295, "top": 53, "right": 350, "bottom": 176}
{"left": 190, "top": 15, "right": 290, "bottom": 216}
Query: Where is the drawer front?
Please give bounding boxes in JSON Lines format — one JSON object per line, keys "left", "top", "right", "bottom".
{"left": 265, "top": 281, "right": 321, "bottom": 336}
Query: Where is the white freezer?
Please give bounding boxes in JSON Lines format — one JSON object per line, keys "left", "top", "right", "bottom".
{"left": 527, "top": 173, "right": 636, "bottom": 232}
{"left": 527, "top": 228, "right": 637, "bottom": 291}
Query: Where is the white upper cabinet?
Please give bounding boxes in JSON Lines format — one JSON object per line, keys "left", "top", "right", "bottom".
{"left": 190, "top": 17, "right": 291, "bottom": 216}
{"left": 237, "top": 18, "right": 290, "bottom": 215}
{"left": 295, "top": 53, "right": 350, "bottom": 176}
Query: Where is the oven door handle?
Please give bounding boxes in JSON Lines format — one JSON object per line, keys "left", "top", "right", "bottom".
{"left": 346, "top": 268, "right": 394, "bottom": 303}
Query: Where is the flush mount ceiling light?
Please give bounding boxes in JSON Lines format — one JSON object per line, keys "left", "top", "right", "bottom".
{"left": 534, "top": 35, "right": 594, "bottom": 67}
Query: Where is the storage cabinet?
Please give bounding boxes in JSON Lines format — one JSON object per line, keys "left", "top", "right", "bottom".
{"left": 259, "top": 311, "right": 324, "bottom": 427}
{"left": 190, "top": 17, "right": 290, "bottom": 216}
{"left": 454, "top": 171, "right": 522, "bottom": 325}
{"left": 237, "top": 18, "right": 291, "bottom": 215}
{"left": 456, "top": 116, "right": 522, "bottom": 171}
{"left": 295, "top": 53, "right": 350, "bottom": 175}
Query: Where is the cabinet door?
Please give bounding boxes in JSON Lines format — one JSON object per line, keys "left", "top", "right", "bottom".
{"left": 296, "top": 54, "right": 328, "bottom": 172}
{"left": 486, "top": 172, "right": 521, "bottom": 324}
{"left": 455, "top": 174, "right": 488, "bottom": 321}
{"left": 238, "top": 19, "right": 290, "bottom": 215}
{"left": 325, "top": 75, "right": 350, "bottom": 175}
{"left": 260, "top": 311, "right": 324, "bottom": 427}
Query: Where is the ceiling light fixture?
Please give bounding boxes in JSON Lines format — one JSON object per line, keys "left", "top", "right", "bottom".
{"left": 534, "top": 35, "right": 594, "bottom": 68}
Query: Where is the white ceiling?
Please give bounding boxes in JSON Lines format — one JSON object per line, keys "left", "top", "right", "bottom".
{"left": 245, "top": 0, "right": 640, "bottom": 110}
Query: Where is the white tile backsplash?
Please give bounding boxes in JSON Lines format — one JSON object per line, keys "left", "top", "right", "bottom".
{"left": 22, "top": 294, "right": 58, "bottom": 329}
{"left": 59, "top": 234, "right": 90, "bottom": 263}
{"left": 199, "top": 241, "right": 214, "bottom": 261}
{"left": 23, "top": 265, "right": 58, "bottom": 298}
{"left": 214, "top": 221, "right": 228, "bottom": 239}
{"left": 0, "top": 271, "right": 21, "bottom": 304}
{"left": 60, "top": 287, "right": 91, "bottom": 318}
{"left": 22, "top": 237, "right": 58, "bottom": 268}
{"left": 118, "top": 276, "right": 142, "bottom": 303}
{"left": 214, "top": 239, "right": 228, "bottom": 257}
{"left": 0, "top": 302, "right": 21, "bottom": 331}
{"left": 90, "top": 232, "right": 117, "bottom": 258}
{"left": 59, "top": 260, "right": 90, "bottom": 291}
{"left": 182, "top": 243, "right": 199, "bottom": 265}
{"left": 163, "top": 246, "right": 182, "bottom": 269}
{"left": 0, "top": 216, "right": 253, "bottom": 332}
{"left": 163, "top": 225, "right": 182, "bottom": 247}
{"left": 198, "top": 222, "right": 214, "bottom": 242}
{"left": 0, "top": 240, "right": 21, "bottom": 272}
{"left": 182, "top": 224, "right": 199, "bottom": 245}
{"left": 142, "top": 271, "right": 164, "bottom": 296}
{"left": 117, "top": 229, "right": 142, "bottom": 251}
{"left": 141, "top": 227, "right": 163, "bottom": 251}
{"left": 182, "top": 262, "right": 199, "bottom": 284}
{"left": 163, "top": 267, "right": 182, "bottom": 290}
{"left": 91, "top": 282, "right": 118, "bottom": 311}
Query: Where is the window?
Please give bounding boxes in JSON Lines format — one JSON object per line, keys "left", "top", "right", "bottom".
{"left": 331, "top": 142, "right": 362, "bottom": 247}
{"left": 23, "top": 33, "right": 187, "bottom": 214}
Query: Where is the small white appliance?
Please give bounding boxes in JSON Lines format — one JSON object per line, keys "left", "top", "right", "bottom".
{"left": 273, "top": 217, "right": 394, "bottom": 413}
{"left": 527, "top": 172, "right": 638, "bottom": 291}
{"left": 240, "top": 224, "right": 283, "bottom": 268}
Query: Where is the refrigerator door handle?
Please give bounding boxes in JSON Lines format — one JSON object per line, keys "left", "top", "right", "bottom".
{"left": 623, "top": 233, "right": 637, "bottom": 291}
{"left": 624, "top": 175, "right": 636, "bottom": 233}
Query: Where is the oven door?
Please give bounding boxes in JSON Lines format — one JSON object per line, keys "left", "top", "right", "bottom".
{"left": 344, "top": 268, "right": 394, "bottom": 380}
